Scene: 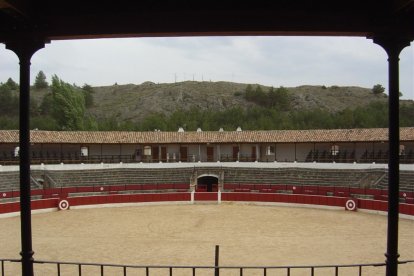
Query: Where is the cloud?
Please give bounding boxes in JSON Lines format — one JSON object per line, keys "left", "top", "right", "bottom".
{"left": 0, "top": 37, "right": 413, "bottom": 99}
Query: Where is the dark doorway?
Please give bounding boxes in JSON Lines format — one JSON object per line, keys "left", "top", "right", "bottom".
{"left": 197, "top": 175, "right": 218, "bottom": 192}
{"left": 180, "top": 146, "right": 188, "bottom": 162}
{"left": 232, "top": 146, "right": 239, "bottom": 161}
{"left": 152, "top": 146, "right": 159, "bottom": 162}
{"left": 161, "top": 146, "right": 167, "bottom": 162}
{"left": 251, "top": 146, "right": 256, "bottom": 161}
{"left": 207, "top": 146, "right": 214, "bottom": 162}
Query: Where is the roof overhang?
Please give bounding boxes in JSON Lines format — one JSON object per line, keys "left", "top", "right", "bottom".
{"left": 1, "top": 0, "right": 414, "bottom": 43}
{"left": 0, "top": 128, "right": 413, "bottom": 144}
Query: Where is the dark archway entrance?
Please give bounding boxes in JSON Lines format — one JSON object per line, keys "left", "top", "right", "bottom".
{"left": 197, "top": 175, "right": 218, "bottom": 192}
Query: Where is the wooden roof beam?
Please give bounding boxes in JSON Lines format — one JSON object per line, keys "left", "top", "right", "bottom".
{"left": 394, "top": 0, "right": 414, "bottom": 13}
{"left": 0, "top": 0, "right": 29, "bottom": 18}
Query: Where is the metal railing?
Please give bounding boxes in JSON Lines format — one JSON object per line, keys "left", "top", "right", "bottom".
{"left": 1, "top": 258, "right": 413, "bottom": 276}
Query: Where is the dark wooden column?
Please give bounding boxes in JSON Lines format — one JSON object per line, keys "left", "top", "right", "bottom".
{"left": 373, "top": 36, "right": 411, "bottom": 276}
{"left": 6, "top": 38, "right": 46, "bottom": 276}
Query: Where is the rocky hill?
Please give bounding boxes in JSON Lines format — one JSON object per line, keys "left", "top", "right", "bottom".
{"left": 73, "top": 81, "right": 391, "bottom": 123}
{"left": 10, "top": 80, "right": 410, "bottom": 130}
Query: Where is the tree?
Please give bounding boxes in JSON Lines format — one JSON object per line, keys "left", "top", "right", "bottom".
{"left": 30, "top": 116, "right": 59, "bottom": 130}
{"left": 244, "top": 85, "right": 266, "bottom": 105}
{"left": 5, "top": 78, "right": 18, "bottom": 90}
{"left": 372, "top": 84, "right": 385, "bottom": 95}
{"left": 34, "top": 71, "right": 48, "bottom": 89}
{"left": 50, "top": 75, "right": 87, "bottom": 130}
{"left": 139, "top": 113, "right": 167, "bottom": 131}
{"left": 82, "top": 84, "right": 95, "bottom": 108}
{"left": 244, "top": 84, "right": 254, "bottom": 100}
{"left": 268, "top": 86, "right": 290, "bottom": 110}
{"left": 0, "top": 116, "right": 18, "bottom": 129}
{"left": 39, "top": 92, "right": 53, "bottom": 115}
{"left": 0, "top": 83, "right": 18, "bottom": 115}
{"left": 400, "top": 102, "right": 414, "bottom": 127}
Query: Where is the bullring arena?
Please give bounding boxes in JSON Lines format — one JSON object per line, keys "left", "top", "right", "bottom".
{"left": 1, "top": 162, "right": 414, "bottom": 276}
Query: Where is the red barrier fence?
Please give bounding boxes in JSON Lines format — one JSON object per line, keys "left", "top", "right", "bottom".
{"left": 221, "top": 192, "right": 347, "bottom": 207}
{"left": 223, "top": 184, "right": 414, "bottom": 198}
{"left": 68, "top": 192, "right": 191, "bottom": 207}
{"left": 0, "top": 198, "right": 59, "bottom": 214}
{"left": 220, "top": 192, "right": 414, "bottom": 216}
{"left": 1, "top": 185, "right": 413, "bottom": 202}
{"left": 194, "top": 192, "right": 218, "bottom": 201}
{"left": 1, "top": 191, "right": 413, "bottom": 217}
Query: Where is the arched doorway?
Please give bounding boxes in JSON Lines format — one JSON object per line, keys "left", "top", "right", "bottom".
{"left": 197, "top": 175, "right": 219, "bottom": 192}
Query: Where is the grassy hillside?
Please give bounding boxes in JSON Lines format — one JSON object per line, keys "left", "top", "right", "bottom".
{"left": 31, "top": 81, "right": 392, "bottom": 123}
{"left": 4, "top": 80, "right": 411, "bottom": 131}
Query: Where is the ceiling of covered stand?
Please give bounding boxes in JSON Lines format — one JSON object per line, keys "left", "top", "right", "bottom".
{"left": 0, "top": 0, "right": 413, "bottom": 42}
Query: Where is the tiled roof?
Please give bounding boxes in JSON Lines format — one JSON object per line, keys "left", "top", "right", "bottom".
{"left": 0, "top": 128, "right": 413, "bottom": 144}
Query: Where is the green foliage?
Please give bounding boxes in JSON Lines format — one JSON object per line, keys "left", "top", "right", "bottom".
{"left": 268, "top": 86, "right": 290, "bottom": 110}
{"left": 83, "top": 114, "right": 99, "bottom": 130}
{"left": 37, "top": 75, "right": 96, "bottom": 130}
{"left": 139, "top": 113, "right": 168, "bottom": 131}
{"left": 0, "top": 80, "right": 42, "bottom": 128}
{"left": 96, "top": 117, "right": 138, "bottom": 131}
{"left": 50, "top": 75, "right": 87, "bottom": 130}
{"left": 244, "top": 85, "right": 291, "bottom": 110}
{"left": 0, "top": 82, "right": 19, "bottom": 115}
{"left": 82, "top": 84, "right": 95, "bottom": 108}
{"left": 245, "top": 85, "right": 264, "bottom": 103}
{"left": 30, "top": 97, "right": 40, "bottom": 116}
{"left": 1, "top": 74, "right": 413, "bottom": 132}
{"left": 400, "top": 102, "right": 414, "bottom": 127}
{"left": 5, "top": 78, "right": 18, "bottom": 90}
{"left": 34, "top": 71, "right": 48, "bottom": 89}
{"left": 349, "top": 101, "right": 388, "bottom": 128}
{"left": 31, "top": 116, "right": 60, "bottom": 130}
{"left": 0, "top": 116, "right": 18, "bottom": 129}
{"left": 372, "top": 84, "right": 385, "bottom": 94}
{"left": 39, "top": 92, "right": 54, "bottom": 115}
{"left": 119, "top": 100, "right": 414, "bottom": 132}
{"left": 245, "top": 84, "right": 253, "bottom": 95}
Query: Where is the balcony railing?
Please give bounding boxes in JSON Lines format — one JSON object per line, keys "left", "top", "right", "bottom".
{"left": 1, "top": 258, "right": 413, "bottom": 276}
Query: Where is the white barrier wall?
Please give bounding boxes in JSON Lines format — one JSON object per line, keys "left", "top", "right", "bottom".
{"left": 3, "top": 161, "right": 414, "bottom": 172}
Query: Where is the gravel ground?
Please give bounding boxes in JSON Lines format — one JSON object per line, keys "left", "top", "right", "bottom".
{"left": 1, "top": 203, "right": 413, "bottom": 276}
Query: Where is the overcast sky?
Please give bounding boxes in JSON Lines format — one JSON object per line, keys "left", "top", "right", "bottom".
{"left": 1, "top": 36, "right": 413, "bottom": 99}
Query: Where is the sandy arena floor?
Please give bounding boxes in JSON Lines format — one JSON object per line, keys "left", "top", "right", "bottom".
{"left": 1, "top": 203, "right": 413, "bottom": 276}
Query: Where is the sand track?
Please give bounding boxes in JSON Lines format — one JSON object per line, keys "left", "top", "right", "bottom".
{"left": 1, "top": 203, "right": 413, "bottom": 275}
